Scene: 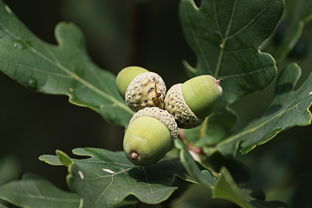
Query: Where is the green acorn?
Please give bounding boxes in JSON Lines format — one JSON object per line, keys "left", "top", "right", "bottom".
{"left": 123, "top": 107, "right": 178, "bottom": 166}
{"left": 116, "top": 66, "right": 166, "bottom": 111}
{"left": 165, "top": 75, "right": 222, "bottom": 128}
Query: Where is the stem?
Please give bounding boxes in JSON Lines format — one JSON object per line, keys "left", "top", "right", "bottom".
{"left": 216, "top": 79, "right": 222, "bottom": 85}
{"left": 178, "top": 129, "right": 206, "bottom": 157}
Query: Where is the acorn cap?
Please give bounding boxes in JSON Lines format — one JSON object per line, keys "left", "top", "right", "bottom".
{"left": 129, "top": 107, "right": 178, "bottom": 139}
{"left": 165, "top": 84, "right": 203, "bottom": 129}
{"left": 125, "top": 72, "right": 166, "bottom": 112}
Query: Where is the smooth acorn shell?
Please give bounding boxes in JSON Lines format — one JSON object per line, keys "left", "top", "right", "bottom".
{"left": 123, "top": 116, "right": 172, "bottom": 166}
{"left": 182, "top": 75, "right": 222, "bottom": 118}
{"left": 123, "top": 107, "right": 178, "bottom": 166}
{"left": 165, "top": 75, "right": 222, "bottom": 128}
{"left": 116, "top": 66, "right": 148, "bottom": 97}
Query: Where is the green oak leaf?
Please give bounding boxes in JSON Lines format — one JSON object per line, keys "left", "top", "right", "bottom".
{"left": 180, "top": 0, "right": 284, "bottom": 145}
{"left": 274, "top": 0, "right": 312, "bottom": 60}
{"left": 184, "top": 109, "right": 237, "bottom": 147}
{"left": 39, "top": 148, "right": 191, "bottom": 208}
{"left": 215, "top": 63, "right": 312, "bottom": 155}
{"left": 174, "top": 139, "right": 216, "bottom": 187}
{"left": 114, "top": 197, "right": 138, "bottom": 208}
{"left": 0, "top": 174, "right": 82, "bottom": 208}
{"left": 175, "top": 140, "right": 287, "bottom": 207}
{"left": 212, "top": 168, "right": 288, "bottom": 208}
{"left": 180, "top": 0, "right": 283, "bottom": 103}
{"left": 0, "top": 1, "right": 133, "bottom": 126}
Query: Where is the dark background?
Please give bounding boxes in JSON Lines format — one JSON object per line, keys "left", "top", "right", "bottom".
{"left": 0, "top": 0, "right": 311, "bottom": 207}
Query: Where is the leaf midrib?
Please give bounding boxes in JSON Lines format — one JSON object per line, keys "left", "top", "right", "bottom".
{"left": 212, "top": 0, "right": 276, "bottom": 77}
{"left": 0, "top": 23, "right": 133, "bottom": 115}
{"left": 216, "top": 95, "right": 311, "bottom": 148}
{"left": 213, "top": 0, "right": 237, "bottom": 77}
{"left": 82, "top": 165, "right": 157, "bottom": 206}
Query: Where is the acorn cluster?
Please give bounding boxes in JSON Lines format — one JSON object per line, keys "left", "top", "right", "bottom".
{"left": 116, "top": 66, "right": 222, "bottom": 166}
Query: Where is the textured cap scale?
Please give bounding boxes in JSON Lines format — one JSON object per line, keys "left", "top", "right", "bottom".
{"left": 129, "top": 107, "right": 178, "bottom": 139}
{"left": 125, "top": 72, "right": 166, "bottom": 112}
{"left": 165, "top": 84, "right": 203, "bottom": 128}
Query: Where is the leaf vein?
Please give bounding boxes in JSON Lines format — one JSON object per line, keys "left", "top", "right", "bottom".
{"left": 217, "top": 96, "right": 311, "bottom": 148}
{"left": 18, "top": 64, "right": 72, "bottom": 79}
{"left": 213, "top": 0, "right": 224, "bottom": 40}
{"left": 94, "top": 176, "right": 114, "bottom": 204}
{"left": 220, "top": 65, "right": 272, "bottom": 80}
{"left": 0, "top": 23, "right": 132, "bottom": 115}
{"left": 227, "top": 0, "right": 275, "bottom": 40}
{"left": 214, "top": 0, "right": 237, "bottom": 77}
{"left": 142, "top": 167, "right": 154, "bottom": 194}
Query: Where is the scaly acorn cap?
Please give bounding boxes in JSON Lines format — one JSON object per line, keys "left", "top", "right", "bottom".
{"left": 129, "top": 107, "right": 178, "bottom": 139}
{"left": 165, "top": 84, "right": 203, "bottom": 129}
{"left": 165, "top": 75, "right": 222, "bottom": 129}
{"left": 124, "top": 107, "right": 178, "bottom": 166}
{"left": 125, "top": 72, "right": 166, "bottom": 112}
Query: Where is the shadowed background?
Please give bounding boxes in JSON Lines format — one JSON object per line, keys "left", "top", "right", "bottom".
{"left": 0, "top": 0, "right": 311, "bottom": 207}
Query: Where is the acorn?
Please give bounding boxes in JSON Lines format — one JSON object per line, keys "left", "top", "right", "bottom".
{"left": 116, "top": 66, "right": 166, "bottom": 111}
{"left": 123, "top": 107, "right": 178, "bottom": 166}
{"left": 165, "top": 75, "right": 222, "bottom": 129}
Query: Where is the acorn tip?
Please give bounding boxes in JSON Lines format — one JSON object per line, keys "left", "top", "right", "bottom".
{"left": 130, "top": 152, "right": 139, "bottom": 160}
{"left": 216, "top": 79, "right": 222, "bottom": 85}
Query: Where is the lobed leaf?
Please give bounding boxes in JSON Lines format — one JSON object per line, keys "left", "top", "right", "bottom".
{"left": 0, "top": 174, "right": 82, "bottom": 208}
{"left": 174, "top": 139, "right": 215, "bottom": 186}
{"left": 40, "top": 148, "right": 190, "bottom": 208}
{"left": 216, "top": 63, "right": 312, "bottom": 155}
{"left": 175, "top": 141, "right": 288, "bottom": 207}
{"left": 180, "top": 0, "right": 284, "bottom": 146}
{"left": 274, "top": 0, "right": 312, "bottom": 60}
{"left": 212, "top": 168, "right": 288, "bottom": 208}
{"left": 180, "top": 0, "right": 283, "bottom": 104}
{"left": 0, "top": 1, "right": 133, "bottom": 126}
{"left": 185, "top": 109, "right": 237, "bottom": 146}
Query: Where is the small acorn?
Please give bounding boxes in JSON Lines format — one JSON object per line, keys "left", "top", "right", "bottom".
{"left": 116, "top": 66, "right": 166, "bottom": 112}
{"left": 123, "top": 107, "right": 178, "bottom": 166}
{"left": 165, "top": 75, "right": 222, "bottom": 129}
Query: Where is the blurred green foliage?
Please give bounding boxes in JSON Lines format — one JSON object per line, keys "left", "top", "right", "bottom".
{"left": 0, "top": 0, "right": 311, "bottom": 207}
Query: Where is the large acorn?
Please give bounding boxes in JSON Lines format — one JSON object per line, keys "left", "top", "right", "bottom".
{"left": 123, "top": 107, "right": 178, "bottom": 166}
{"left": 165, "top": 75, "right": 222, "bottom": 129}
{"left": 116, "top": 66, "right": 166, "bottom": 111}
